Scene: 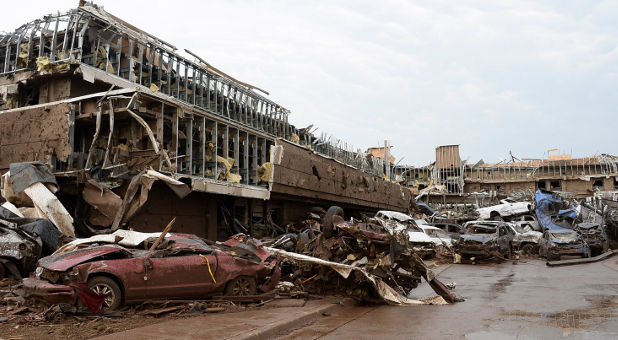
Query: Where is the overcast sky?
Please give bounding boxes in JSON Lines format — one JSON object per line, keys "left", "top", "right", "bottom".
{"left": 2, "top": 1, "right": 617, "bottom": 165}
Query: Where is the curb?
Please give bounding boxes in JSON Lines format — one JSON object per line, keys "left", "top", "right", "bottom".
{"left": 240, "top": 299, "right": 349, "bottom": 340}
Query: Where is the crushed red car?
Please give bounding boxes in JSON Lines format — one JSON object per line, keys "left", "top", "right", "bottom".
{"left": 23, "top": 233, "right": 280, "bottom": 311}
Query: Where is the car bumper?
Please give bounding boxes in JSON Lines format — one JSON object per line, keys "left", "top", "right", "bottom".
{"left": 584, "top": 239, "right": 606, "bottom": 250}
{"left": 548, "top": 244, "right": 589, "bottom": 257}
{"left": 456, "top": 244, "right": 497, "bottom": 257}
{"left": 23, "top": 277, "right": 76, "bottom": 305}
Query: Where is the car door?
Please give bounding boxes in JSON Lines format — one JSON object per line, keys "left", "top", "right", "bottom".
{"left": 497, "top": 225, "right": 508, "bottom": 254}
{"left": 144, "top": 249, "right": 217, "bottom": 299}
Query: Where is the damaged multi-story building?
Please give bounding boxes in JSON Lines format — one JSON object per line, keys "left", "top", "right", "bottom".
{"left": 0, "top": 3, "right": 413, "bottom": 239}
{"left": 394, "top": 145, "right": 618, "bottom": 204}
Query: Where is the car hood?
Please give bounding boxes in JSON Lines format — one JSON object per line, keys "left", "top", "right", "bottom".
{"left": 514, "top": 231, "right": 542, "bottom": 243}
{"left": 408, "top": 231, "right": 434, "bottom": 243}
{"left": 460, "top": 234, "right": 496, "bottom": 244}
{"left": 575, "top": 223, "right": 602, "bottom": 234}
{"left": 39, "top": 245, "right": 130, "bottom": 272}
{"left": 549, "top": 232, "right": 582, "bottom": 244}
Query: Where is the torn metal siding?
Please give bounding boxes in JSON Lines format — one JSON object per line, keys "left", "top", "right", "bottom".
{"left": 0, "top": 103, "right": 73, "bottom": 170}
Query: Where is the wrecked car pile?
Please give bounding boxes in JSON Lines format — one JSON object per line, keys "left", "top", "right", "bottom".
{"left": 263, "top": 207, "right": 458, "bottom": 305}
{"left": 534, "top": 189, "right": 609, "bottom": 261}
{"left": 416, "top": 191, "right": 616, "bottom": 263}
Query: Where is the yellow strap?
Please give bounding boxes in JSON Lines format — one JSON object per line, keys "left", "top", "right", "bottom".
{"left": 199, "top": 254, "right": 217, "bottom": 284}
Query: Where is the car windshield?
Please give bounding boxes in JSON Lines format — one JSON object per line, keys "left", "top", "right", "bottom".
{"left": 551, "top": 232, "right": 577, "bottom": 241}
{"left": 425, "top": 229, "right": 449, "bottom": 238}
{"left": 511, "top": 225, "right": 526, "bottom": 234}
{"left": 466, "top": 225, "right": 497, "bottom": 234}
{"left": 407, "top": 223, "right": 423, "bottom": 232}
{"left": 577, "top": 224, "right": 600, "bottom": 232}
{"left": 553, "top": 218, "right": 573, "bottom": 230}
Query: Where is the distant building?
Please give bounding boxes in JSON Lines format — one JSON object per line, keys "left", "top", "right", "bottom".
{"left": 366, "top": 147, "right": 396, "bottom": 165}
{"left": 395, "top": 145, "right": 618, "bottom": 201}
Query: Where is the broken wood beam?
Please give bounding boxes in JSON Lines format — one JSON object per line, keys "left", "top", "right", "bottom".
{"left": 149, "top": 217, "right": 176, "bottom": 251}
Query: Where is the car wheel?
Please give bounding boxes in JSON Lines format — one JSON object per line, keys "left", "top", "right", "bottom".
{"left": 322, "top": 206, "right": 344, "bottom": 239}
{"left": 88, "top": 276, "right": 122, "bottom": 311}
{"left": 0, "top": 263, "right": 6, "bottom": 279}
{"left": 225, "top": 276, "right": 257, "bottom": 296}
{"left": 490, "top": 212, "right": 503, "bottom": 221}
{"left": 521, "top": 243, "right": 536, "bottom": 256}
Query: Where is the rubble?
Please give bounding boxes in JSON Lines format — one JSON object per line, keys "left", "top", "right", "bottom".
{"left": 0, "top": 1, "right": 615, "bottom": 338}
{"left": 2, "top": 162, "right": 75, "bottom": 237}
{"left": 263, "top": 207, "right": 457, "bottom": 305}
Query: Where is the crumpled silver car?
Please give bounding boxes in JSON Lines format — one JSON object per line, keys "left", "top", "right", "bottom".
{"left": 0, "top": 206, "right": 60, "bottom": 278}
{"left": 538, "top": 229, "right": 590, "bottom": 261}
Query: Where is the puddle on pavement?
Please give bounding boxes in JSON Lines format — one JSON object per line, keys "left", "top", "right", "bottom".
{"left": 501, "top": 295, "right": 618, "bottom": 329}
{"left": 491, "top": 273, "right": 514, "bottom": 294}
{"left": 484, "top": 272, "right": 515, "bottom": 300}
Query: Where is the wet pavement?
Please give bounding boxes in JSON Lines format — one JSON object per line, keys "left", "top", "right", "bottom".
{"left": 277, "top": 258, "right": 618, "bottom": 339}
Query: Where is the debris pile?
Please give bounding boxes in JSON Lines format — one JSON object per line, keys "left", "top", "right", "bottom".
{"left": 265, "top": 207, "right": 458, "bottom": 305}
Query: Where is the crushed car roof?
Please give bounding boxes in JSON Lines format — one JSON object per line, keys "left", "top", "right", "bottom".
{"left": 41, "top": 245, "right": 130, "bottom": 272}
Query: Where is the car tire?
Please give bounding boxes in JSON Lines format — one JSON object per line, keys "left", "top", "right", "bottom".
{"left": 490, "top": 212, "right": 503, "bottom": 221}
{"left": 521, "top": 243, "right": 536, "bottom": 256}
{"left": 322, "top": 206, "right": 344, "bottom": 239}
{"left": 88, "top": 276, "right": 122, "bottom": 311}
{"left": 505, "top": 244, "right": 512, "bottom": 259}
{"left": 225, "top": 276, "right": 257, "bottom": 296}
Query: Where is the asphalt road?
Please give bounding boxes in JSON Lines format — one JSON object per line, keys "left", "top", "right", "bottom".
{"left": 277, "top": 258, "right": 618, "bottom": 339}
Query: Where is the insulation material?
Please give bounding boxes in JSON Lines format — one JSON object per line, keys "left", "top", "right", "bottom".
{"left": 82, "top": 180, "right": 122, "bottom": 227}
{"left": 54, "top": 229, "right": 171, "bottom": 254}
{"left": 17, "top": 43, "right": 28, "bottom": 68}
{"left": 205, "top": 143, "right": 215, "bottom": 162}
{"left": 258, "top": 162, "right": 273, "bottom": 183}
{"left": 95, "top": 46, "right": 115, "bottom": 73}
{"left": 23, "top": 182, "right": 75, "bottom": 237}
{"left": 216, "top": 156, "right": 242, "bottom": 183}
{"left": 36, "top": 56, "right": 53, "bottom": 72}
